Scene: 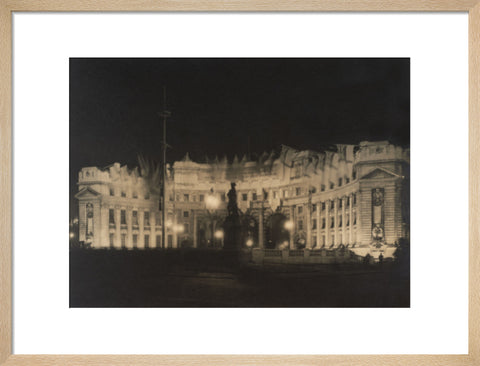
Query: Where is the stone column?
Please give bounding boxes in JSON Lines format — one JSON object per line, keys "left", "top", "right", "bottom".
{"left": 316, "top": 202, "right": 321, "bottom": 248}
{"left": 348, "top": 193, "right": 353, "bottom": 245}
{"left": 333, "top": 199, "right": 338, "bottom": 247}
{"left": 341, "top": 196, "right": 346, "bottom": 245}
{"left": 193, "top": 210, "right": 198, "bottom": 248}
{"left": 325, "top": 200, "right": 330, "bottom": 247}
{"left": 139, "top": 209, "right": 144, "bottom": 249}
{"left": 115, "top": 206, "right": 121, "bottom": 248}
{"left": 126, "top": 207, "right": 133, "bottom": 249}
{"left": 306, "top": 203, "right": 312, "bottom": 249}
{"left": 258, "top": 204, "right": 264, "bottom": 249}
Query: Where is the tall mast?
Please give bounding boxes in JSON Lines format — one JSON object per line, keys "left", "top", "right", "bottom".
{"left": 159, "top": 86, "right": 171, "bottom": 249}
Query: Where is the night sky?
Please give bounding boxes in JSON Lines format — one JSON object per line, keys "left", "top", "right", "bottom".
{"left": 69, "top": 58, "right": 410, "bottom": 217}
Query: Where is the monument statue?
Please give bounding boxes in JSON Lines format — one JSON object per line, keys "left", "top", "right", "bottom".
{"left": 227, "top": 182, "right": 239, "bottom": 217}
{"left": 223, "top": 182, "right": 242, "bottom": 249}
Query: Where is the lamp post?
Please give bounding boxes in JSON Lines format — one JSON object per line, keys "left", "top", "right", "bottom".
{"left": 205, "top": 189, "right": 220, "bottom": 248}
{"left": 284, "top": 219, "right": 294, "bottom": 250}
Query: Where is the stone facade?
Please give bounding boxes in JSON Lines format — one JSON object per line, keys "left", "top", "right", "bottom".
{"left": 75, "top": 141, "right": 409, "bottom": 257}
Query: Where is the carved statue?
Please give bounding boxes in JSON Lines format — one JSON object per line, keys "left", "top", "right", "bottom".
{"left": 227, "top": 182, "right": 239, "bottom": 217}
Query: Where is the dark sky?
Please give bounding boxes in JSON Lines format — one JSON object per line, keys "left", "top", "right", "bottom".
{"left": 69, "top": 58, "right": 409, "bottom": 217}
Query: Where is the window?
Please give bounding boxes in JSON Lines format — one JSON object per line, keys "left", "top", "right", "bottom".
{"left": 144, "top": 235, "right": 150, "bottom": 248}
{"left": 312, "top": 219, "right": 317, "bottom": 230}
{"left": 183, "top": 211, "right": 189, "bottom": 218}
{"left": 109, "top": 233, "right": 114, "bottom": 247}
{"left": 109, "top": 209, "right": 115, "bottom": 224}
{"left": 273, "top": 191, "right": 278, "bottom": 199}
{"left": 353, "top": 170, "right": 357, "bottom": 180}
{"left": 184, "top": 194, "right": 189, "bottom": 202}
{"left": 296, "top": 187, "right": 301, "bottom": 196}
{"left": 156, "top": 235, "right": 161, "bottom": 248}
{"left": 321, "top": 184, "right": 326, "bottom": 192}
{"left": 184, "top": 223, "right": 189, "bottom": 232}
{"left": 283, "top": 190, "right": 289, "bottom": 198}
{"left": 294, "top": 162, "right": 302, "bottom": 178}
{"left": 133, "top": 234, "right": 138, "bottom": 248}
{"left": 121, "top": 234, "right": 126, "bottom": 248}
{"left": 121, "top": 191, "right": 126, "bottom": 198}
{"left": 242, "top": 193, "right": 248, "bottom": 201}
{"left": 312, "top": 236, "right": 317, "bottom": 246}
{"left": 330, "top": 201, "right": 335, "bottom": 210}
{"left": 331, "top": 235, "right": 335, "bottom": 245}
{"left": 346, "top": 214, "right": 350, "bottom": 226}
{"left": 169, "top": 195, "right": 174, "bottom": 201}
{"left": 339, "top": 199, "right": 343, "bottom": 209}
{"left": 155, "top": 214, "right": 161, "bottom": 226}
{"left": 322, "top": 235, "right": 326, "bottom": 245}
{"left": 312, "top": 204, "right": 317, "bottom": 212}
{"left": 132, "top": 211, "right": 138, "bottom": 226}
{"left": 321, "top": 202, "right": 326, "bottom": 211}
{"left": 310, "top": 186, "right": 317, "bottom": 194}
{"left": 329, "top": 182, "right": 334, "bottom": 190}
{"left": 338, "top": 215, "right": 343, "bottom": 227}
{"left": 322, "top": 218, "right": 326, "bottom": 229}
{"left": 145, "top": 192, "right": 150, "bottom": 200}
{"left": 176, "top": 194, "right": 180, "bottom": 201}
{"left": 298, "top": 220, "right": 303, "bottom": 231}
{"left": 109, "top": 188, "right": 114, "bottom": 196}
{"left": 339, "top": 234, "right": 343, "bottom": 245}
{"left": 199, "top": 194, "right": 205, "bottom": 202}
{"left": 121, "top": 210, "right": 126, "bottom": 225}
{"left": 252, "top": 192, "right": 257, "bottom": 201}
{"left": 133, "top": 191, "right": 138, "bottom": 199}
{"left": 298, "top": 206, "right": 303, "bottom": 214}
{"left": 338, "top": 178, "right": 343, "bottom": 187}
{"left": 353, "top": 212, "right": 357, "bottom": 225}
{"left": 345, "top": 177, "right": 350, "bottom": 184}
{"left": 330, "top": 217, "right": 335, "bottom": 228}
{"left": 144, "top": 212, "right": 150, "bottom": 226}
{"left": 353, "top": 193, "right": 357, "bottom": 205}
{"left": 346, "top": 196, "right": 350, "bottom": 207}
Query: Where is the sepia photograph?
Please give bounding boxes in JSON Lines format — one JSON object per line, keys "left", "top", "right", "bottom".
{"left": 69, "top": 58, "right": 410, "bottom": 308}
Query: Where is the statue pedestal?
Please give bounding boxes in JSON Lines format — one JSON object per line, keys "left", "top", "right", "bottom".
{"left": 223, "top": 215, "right": 242, "bottom": 250}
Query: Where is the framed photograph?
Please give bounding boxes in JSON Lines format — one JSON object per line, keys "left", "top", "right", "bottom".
{"left": 1, "top": 1, "right": 478, "bottom": 365}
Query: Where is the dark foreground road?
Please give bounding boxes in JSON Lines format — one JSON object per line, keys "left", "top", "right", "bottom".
{"left": 70, "top": 249, "right": 409, "bottom": 307}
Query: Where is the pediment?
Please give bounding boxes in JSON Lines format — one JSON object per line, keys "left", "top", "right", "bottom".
{"left": 75, "top": 186, "right": 101, "bottom": 199}
{"left": 360, "top": 167, "right": 402, "bottom": 180}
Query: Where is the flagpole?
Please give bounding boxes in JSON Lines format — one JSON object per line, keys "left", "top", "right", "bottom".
{"left": 160, "top": 86, "right": 171, "bottom": 249}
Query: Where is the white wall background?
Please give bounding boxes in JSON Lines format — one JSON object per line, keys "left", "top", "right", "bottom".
{"left": 13, "top": 13, "right": 468, "bottom": 354}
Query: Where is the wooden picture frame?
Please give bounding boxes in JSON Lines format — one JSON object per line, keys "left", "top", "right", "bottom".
{"left": 0, "top": 1, "right": 478, "bottom": 365}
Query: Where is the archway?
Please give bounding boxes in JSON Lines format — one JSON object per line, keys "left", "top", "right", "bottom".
{"left": 265, "top": 212, "right": 290, "bottom": 249}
